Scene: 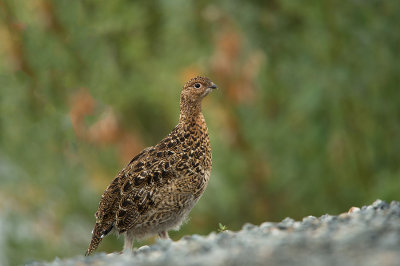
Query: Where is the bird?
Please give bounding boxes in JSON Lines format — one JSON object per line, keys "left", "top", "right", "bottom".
{"left": 85, "top": 76, "right": 217, "bottom": 255}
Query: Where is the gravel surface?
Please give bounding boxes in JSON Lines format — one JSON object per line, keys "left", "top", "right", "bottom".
{"left": 30, "top": 200, "right": 400, "bottom": 266}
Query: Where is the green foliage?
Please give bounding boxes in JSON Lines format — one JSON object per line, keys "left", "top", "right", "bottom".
{"left": 218, "top": 223, "right": 228, "bottom": 232}
{"left": 1, "top": 0, "right": 399, "bottom": 265}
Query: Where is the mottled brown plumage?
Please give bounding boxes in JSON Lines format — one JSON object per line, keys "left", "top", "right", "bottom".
{"left": 86, "top": 76, "right": 217, "bottom": 255}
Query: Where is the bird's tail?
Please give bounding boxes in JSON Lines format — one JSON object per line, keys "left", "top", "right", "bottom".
{"left": 85, "top": 222, "right": 108, "bottom": 256}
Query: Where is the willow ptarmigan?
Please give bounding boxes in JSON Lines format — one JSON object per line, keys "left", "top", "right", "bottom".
{"left": 85, "top": 76, "right": 217, "bottom": 255}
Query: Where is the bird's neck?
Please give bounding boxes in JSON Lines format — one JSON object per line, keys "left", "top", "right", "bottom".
{"left": 179, "top": 111, "right": 206, "bottom": 126}
{"left": 179, "top": 99, "right": 203, "bottom": 124}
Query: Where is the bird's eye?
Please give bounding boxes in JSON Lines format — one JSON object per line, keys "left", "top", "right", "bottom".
{"left": 194, "top": 83, "right": 201, "bottom": 89}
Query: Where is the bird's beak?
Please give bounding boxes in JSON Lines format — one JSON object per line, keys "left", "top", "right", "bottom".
{"left": 209, "top": 83, "right": 218, "bottom": 90}
{"left": 203, "top": 82, "right": 218, "bottom": 97}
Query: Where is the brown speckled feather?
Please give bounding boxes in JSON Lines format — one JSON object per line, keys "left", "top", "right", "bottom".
{"left": 86, "top": 76, "right": 216, "bottom": 255}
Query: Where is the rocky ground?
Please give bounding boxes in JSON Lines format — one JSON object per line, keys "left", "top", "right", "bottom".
{"left": 30, "top": 200, "right": 400, "bottom": 266}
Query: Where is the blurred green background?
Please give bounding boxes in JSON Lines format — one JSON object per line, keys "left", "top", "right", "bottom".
{"left": 1, "top": 0, "right": 399, "bottom": 265}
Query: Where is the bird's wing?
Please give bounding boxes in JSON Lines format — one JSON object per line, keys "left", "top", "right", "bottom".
{"left": 86, "top": 147, "right": 152, "bottom": 255}
{"left": 114, "top": 146, "right": 178, "bottom": 233}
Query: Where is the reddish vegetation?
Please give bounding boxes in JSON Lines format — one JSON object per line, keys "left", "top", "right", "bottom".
{"left": 69, "top": 89, "right": 144, "bottom": 163}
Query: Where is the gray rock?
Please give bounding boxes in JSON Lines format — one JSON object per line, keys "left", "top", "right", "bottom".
{"left": 29, "top": 200, "right": 400, "bottom": 266}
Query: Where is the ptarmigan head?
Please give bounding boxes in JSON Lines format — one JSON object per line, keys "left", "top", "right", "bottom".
{"left": 181, "top": 76, "right": 217, "bottom": 103}
{"left": 180, "top": 76, "right": 217, "bottom": 120}
{"left": 179, "top": 76, "right": 217, "bottom": 119}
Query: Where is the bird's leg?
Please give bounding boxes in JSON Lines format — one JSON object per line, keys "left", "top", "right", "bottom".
{"left": 158, "top": 231, "right": 170, "bottom": 239}
{"left": 123, "top": 232, "right": 134, "bottom": 253}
